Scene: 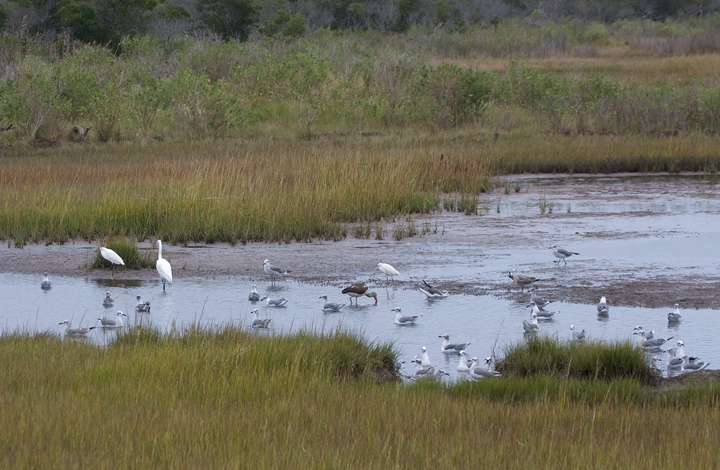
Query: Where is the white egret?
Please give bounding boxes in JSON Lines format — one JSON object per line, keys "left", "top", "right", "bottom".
{"left": 156, "top": 240, "right": 172, "bottom": 292}
{"left": 377, "top": 262, "right": 399, "bottom": 287}
{"left": 99, "top": 247, "right": 125, "bottom": 280}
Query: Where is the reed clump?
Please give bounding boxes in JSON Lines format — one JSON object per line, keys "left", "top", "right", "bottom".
{"left": 496, "top": 336, "right": 657, "bottom": 383}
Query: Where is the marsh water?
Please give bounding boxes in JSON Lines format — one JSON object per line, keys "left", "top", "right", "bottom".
{"left": 2, "top": 174, "right": 720, "bottom": 379}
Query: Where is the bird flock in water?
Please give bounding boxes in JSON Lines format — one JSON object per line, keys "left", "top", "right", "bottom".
{"left": 42, "top": 243, "right": 706, "bottom": 378}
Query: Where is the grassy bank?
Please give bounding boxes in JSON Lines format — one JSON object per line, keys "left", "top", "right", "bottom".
{"left": 1, "top": 329, "right": 720, "bottom": 468}
{"left": 3, "top": 132, "right": 719, "bottom": 245}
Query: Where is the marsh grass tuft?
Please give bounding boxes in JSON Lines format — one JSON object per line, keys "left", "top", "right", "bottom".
{"left": 496, "top": 337, "right": 657, "bottom": 383}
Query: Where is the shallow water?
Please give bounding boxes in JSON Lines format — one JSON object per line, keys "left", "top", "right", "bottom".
{"left": 2, "top": 174, "right": 719, "bottom": 379}
{"left": 1, "top": 272, "right": 711, "bottom": 379}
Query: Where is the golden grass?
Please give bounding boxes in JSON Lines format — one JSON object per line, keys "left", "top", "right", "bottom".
{"left": 442, "top": 49, "right": 720, "bottom": 83}
{"left": 0, "top": 135, "right": 491, "bottom": 244}
{"left": 2, "top": 131, "right": 718, "bottom": 244}
{"left": 2, "top": 330, "right": 720, "bottom": 468}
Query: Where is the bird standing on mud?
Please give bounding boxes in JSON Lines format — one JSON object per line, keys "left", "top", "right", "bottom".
{"left": 99, "top": 247, "right": 125, "bottom": 280}
{"left": 263, "top": 259, "right": 290, "bottom": 285}
{"left": 549, "top": 245, "right": 579, "bottom": 266}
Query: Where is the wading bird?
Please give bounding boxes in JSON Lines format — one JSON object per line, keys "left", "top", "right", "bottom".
{"left": 99, "top": 247, "right": 125, "bottom": 280}
{"left": 156, "top": 240, "right": 172, "bottom": 292}
{"left": 549, "top": 245, "right": 579, "bottom": 266}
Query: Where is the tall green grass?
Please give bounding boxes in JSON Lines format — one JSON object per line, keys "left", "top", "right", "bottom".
{"left": 0, "top": 137, "right": 489, "bottom": 245}
{"left": 496, "top": 336, "right": 658, "bottom": 383}
{"left": 2, "top": 328, "right": 720, "bottom": 468}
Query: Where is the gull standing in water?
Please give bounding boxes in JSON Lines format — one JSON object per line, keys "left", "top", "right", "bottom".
{"left": 509, "top": 270, "right": 541, "bottom": 291}
{"left": 41, "top": 272, "right": 52, "bottom": 291}
{"left": 248, "top": 284, "right": 260, "bottom": 302}
{"left": 59, "top": 320, "right": 95, "bottom": 338}
{"left": 250, "top": 309, "right": 272, "bottom": 329}
{"left": 319, "top": 295, "right": 345, "bottom": 312}
{"left": 457, "top": 351, "right": 472, "bottom": 373}
{"left": 97, "top": 311, "right": 127, "bottom": 329}
{"left": 156, "top": 240, "right": 172, "bottom": 292}
{"left": 420, "top": 280, "right": 449, "bottom": 299}
{"left": 668, "top": 303, "right": 682, "bottom": 323}
{"left": 528, "top": 303, "right": 559, "bottom": 320}
{"left": 522, "top": 313, "right": 539, "bottom": 333}
{"left": 469, "top": 357, "right": 502, "bottom": 378}
{"left": 102, "top": 291, "right": 114, "bottom": 308}
{"left": 438, "top": 334, "right": 471, "bottom": 353}
{"left": 420, "top": 346, "right": 433, "bottom": 369}
{"left": 529, "top": 288, "right": 552, "bottom": 309}
{"left": 570, "top": 325, "right": 586, "bottom": 341}
{"left": 377, "top": 263, "right": 399, "bottom": 288}
{"left": 261, "top": 295, "right": 288, "bottom": 307}
{"left": 263, "top": 259, "right": 290, "bottom": 285}
{"left": 597, "top": 296, "right": 609, "bottom": 316}
{"left": 392, "top": 308, "right": 421, "bottom": 325}
{"left": 99, "top": 247, "right": 125, "bottom": 280}
{"left": 549, "top": 245, "right": 579, "bottom": 266}
{"left": 135, "top": 295, "right": 151, "bottom": 312}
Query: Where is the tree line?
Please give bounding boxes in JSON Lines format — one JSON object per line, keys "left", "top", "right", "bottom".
{"left": 0, "top": 0, "right": 718, "bottom": 47}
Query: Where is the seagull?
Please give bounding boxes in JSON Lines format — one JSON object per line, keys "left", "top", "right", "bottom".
{"left": 469, "top": 357, "right": 502, "bottom": 378}
{"left": 508, "top": 270, "right": 541, "bottom": 291}
{"left": 102, "top": 291, "right": 114, "bottom": 308}
{"left": 99, "top": 247, "right": 125, "bottom": 280}
{"left": 41, "top": 272, "right": 52, "bottom": 290}
{"left": 668, "top": 303, "right": 682, "bottom": 323}
{"left": 392, "top": 307, "right": 421, "bottom": 325}
{"left": 263, "top": 259, "right": 290, "bottom": 285}
{"left": 597, "top": 296, "right": 609, "bottom": 315}
{"left": 529, "top": 288, "right": 552, "bottom": 309}
{"left": 135, "top": 295, "right": 151, "bottom": 312}
{"left": 97, "top": 311, "right": 127, "bottom": 329}
{"left": 438, "top": 334, "right": 471, "bottom": 353}
{"left": 682, "top": 355, "right": 709, "bottom": 371}
{"left": 420, "top": 280, "right": 449, "bottom": 298}
{"left": 528, "top": 303, "right": 559, "bottom": 320}
{"left": 420, "top": 346, "right": 432, "bottom": 369}
{"left": 248, "top": 284, "right": 260, "bottom": 302}
{"left": 250, "top": 309, "right": 271, "bottom": 328}
{"left": 261, "top": 295, "right": 288, "bottom": 307}
{"left": 548, "top": 245, "right": 579, "bottom": 266}
{"left": 665, "top": 346, "right": 684, "bottom": 369}
{"left": 319, "top": 295, "right": 345, "bottom": 312}
{"left": 377, "top": 263, "right": 399, "bottom": 287}
{"left": 522, "top": 313, "right": 539, "bottom": 333}
{"left": 342, "top": 282, "right": 369, "bottom": 305}
{"left": 59, "top": 320, "right": 95, "bottom": 338}
{"left": 634, "top": 331, "right": 673, "bottom": 349}
{"left": 156, "top": 240, "right": 172, "bottom": 292}
{"left": 457, "top": 351, "right": 472, "bottom": 373}
{"left": 412, "top": 359, "right": 436, "bottom": 378}
{"left": 570, "top": 325, "right": 586, "bottom": 341}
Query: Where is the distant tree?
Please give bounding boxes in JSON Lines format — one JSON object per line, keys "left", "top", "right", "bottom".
{"left": 57, "top": 0, "right": 111, "bottom": 43}
{"left": 261, "top": 8, "right": 307, "bottom": 37}
{"left": 196, "top": 0, "right": 259, "bottom": 40}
